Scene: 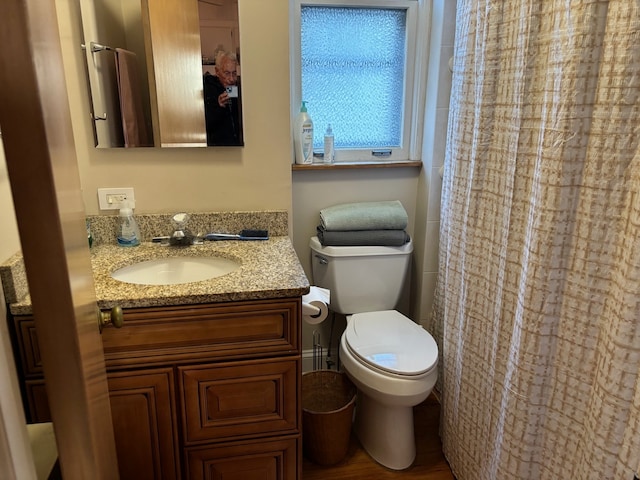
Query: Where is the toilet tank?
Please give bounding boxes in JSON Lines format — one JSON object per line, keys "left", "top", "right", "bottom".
{"left": 309, "top": 236, "right": 413, "bottom": 315}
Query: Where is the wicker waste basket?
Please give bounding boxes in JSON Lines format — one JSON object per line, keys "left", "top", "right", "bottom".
{"left": 302, "top": 370, "right": 356, "bottom": 466}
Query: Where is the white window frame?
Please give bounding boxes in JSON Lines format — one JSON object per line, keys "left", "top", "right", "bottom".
{"left": 290, "top": 0, "right": 430, "bottom": 163}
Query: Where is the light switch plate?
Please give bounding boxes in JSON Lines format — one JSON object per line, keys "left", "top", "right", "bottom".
{"left": 97, "top": 187, "right": 135, "bottom": 210}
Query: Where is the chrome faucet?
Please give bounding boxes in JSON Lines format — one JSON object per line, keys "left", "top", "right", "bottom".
{"left": 169, "top": 212, "right": 195, "bottom": 246}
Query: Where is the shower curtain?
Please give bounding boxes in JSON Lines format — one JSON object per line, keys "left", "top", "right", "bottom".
{"left": 429, "top": 1, "right": 640, "bottom": 479}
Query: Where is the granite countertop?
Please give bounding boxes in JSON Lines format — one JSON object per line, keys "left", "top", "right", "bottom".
{"left": 6, "top": 237, "right": 310, "bottom": 314}
{"left": 2, "top": 211, "right": 311, "bottom": 315}
{"left": 92, "top": 237, "right": 310, "bottom": 309}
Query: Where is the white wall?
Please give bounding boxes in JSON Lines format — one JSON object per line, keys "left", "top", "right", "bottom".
{"left": 414, "top": 0, "right": 455, "bottom": 326}
{"left": 0, "top": 141, "right": 20, "bottom": 261}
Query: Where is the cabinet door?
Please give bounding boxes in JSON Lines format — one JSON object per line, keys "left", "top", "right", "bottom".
{"left": 141, "top": 0, "right": 207, "bottom": 147}
{"left": 186, "top": 437, "right": 298, "bottom": 480}
{"left": 108, "top": 368, "right": 180, "bottom": 480}
{"left": 24, "top": 380, "right": 51, "bottom": 423}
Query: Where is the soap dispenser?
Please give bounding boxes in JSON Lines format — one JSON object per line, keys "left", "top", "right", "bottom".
{"left": 294, "top": 101, "right": 314, "bottom": 165}
{"left": 117, "top": 202, "right": 141, "bottom": 247}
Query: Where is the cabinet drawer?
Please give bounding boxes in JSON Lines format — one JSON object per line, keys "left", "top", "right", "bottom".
{"left": 185, "top": 437, "right": 299, "bottom": 480}
{"left": 102, "top": 299, "right": 300, "bottom": 367}
{"left": 180, "top": 358, "right": 299, "bottom": 445}
{"left": 12, "top": 299, "right": 300, "bottom": 373}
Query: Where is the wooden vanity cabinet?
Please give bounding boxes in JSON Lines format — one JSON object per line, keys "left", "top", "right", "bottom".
{"left": 11, "top": 297, "right": 302, "bottom": 480}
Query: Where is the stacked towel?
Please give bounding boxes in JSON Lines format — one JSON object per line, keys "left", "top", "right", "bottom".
{"left": 320, "top": 200, "right": 408, "bottom": 231}
{"left": 317, "top": 201, "right": 410, "bottom": 247}
{"left": 317, "top": 226, "right": 410, "bottom": 246}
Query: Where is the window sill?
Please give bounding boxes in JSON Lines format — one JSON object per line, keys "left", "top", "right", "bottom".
{"left": 292, "top": 160, "right": 422, "bottom": 171}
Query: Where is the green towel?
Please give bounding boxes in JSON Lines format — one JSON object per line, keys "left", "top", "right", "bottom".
{"left": 320, "top": 200, "right": 408, "bottom": 231}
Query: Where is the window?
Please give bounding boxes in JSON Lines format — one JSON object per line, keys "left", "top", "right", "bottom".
{"left": 291, "top": 0, "right": 427, "bottom": 163}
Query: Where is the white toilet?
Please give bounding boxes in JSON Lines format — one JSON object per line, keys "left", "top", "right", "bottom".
{"left": 309, "top": 236, "right": 438, "bottom": 470}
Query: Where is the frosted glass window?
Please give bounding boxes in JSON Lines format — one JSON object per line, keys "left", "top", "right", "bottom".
{"left": 300, "top": 6, "right": 407, "bottom": 150}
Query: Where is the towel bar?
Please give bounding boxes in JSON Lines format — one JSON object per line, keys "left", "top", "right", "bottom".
{"left": 89, "top": 41, "right": 114, "bottom": 53}
{"left": 80, "top": 42, "right": 115, "bottom": 53}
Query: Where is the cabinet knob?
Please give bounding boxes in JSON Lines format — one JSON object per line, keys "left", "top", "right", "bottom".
{"left": 98, "top": 306, "right": 124, "bottom": 332}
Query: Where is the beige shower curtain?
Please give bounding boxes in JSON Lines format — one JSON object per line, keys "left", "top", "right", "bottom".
{"left": 429, "top": 1, "right": 640, "bottom": 479}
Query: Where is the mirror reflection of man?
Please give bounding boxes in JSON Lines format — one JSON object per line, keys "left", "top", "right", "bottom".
{"left": 204, "top": 51, "right": 243, "bottom": 146}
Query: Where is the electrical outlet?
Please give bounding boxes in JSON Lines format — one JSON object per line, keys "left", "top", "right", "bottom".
{"left": 106, "top": 193, "right": 128, "bottom": 205}
{"left": 97, "top": 188, "right": 135, "bottom": 210}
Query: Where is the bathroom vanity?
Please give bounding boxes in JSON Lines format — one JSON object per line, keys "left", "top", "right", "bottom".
{"left": 3, "top": 227, "right": 310, "bottom": 480}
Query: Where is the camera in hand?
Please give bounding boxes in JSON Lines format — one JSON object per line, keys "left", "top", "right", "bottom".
{"left": 226, "top": 86, "right": 238, "bottom": 98}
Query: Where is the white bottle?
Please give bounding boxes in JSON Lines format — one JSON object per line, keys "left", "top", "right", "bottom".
{"left": 117, "top": 202, "right": 141, "bottom": 247}
{"left": 294, "top": 101, "right": 314, "bottom": 164}
{"left": 323, "top": 124, "right": 334, "bottom": 164}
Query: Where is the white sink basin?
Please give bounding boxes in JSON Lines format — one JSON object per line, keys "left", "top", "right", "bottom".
{"left": 111, "top": 256, "right": 240, "bottom": 285}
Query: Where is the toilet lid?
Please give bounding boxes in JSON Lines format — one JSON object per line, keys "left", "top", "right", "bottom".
{"left": 345, "top": 310, "right": 438, "bottom": 376}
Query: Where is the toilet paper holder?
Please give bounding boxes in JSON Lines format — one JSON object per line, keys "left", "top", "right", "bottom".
{"left": 302, "top": 286, "right": 330, "bottom": 325}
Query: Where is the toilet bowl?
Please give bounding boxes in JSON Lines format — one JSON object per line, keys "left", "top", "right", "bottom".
{"left": 339, "top": 310, "right": 438, "bottom": 470}
{"left": 309, "top": 236, "right": 439, "bottom": 470}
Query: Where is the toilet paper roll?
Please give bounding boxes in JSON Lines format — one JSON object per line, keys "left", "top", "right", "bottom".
{"left": 302, "top": 286, "right": 330, "bottom": 325}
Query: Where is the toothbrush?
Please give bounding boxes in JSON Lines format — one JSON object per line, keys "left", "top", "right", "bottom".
{"left": 204, "top": 229, "right": 269, "bottom": 241}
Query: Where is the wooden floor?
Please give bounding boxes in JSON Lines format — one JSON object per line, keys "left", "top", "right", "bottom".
{"left": 302, "top": 394, "right": 456, "bottom": 479}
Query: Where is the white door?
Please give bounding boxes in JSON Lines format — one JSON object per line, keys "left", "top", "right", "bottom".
{"left": 0, "top": 0, "right": 120, "bottom": 478}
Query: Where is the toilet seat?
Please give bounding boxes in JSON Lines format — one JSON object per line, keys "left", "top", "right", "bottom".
{"left": 344, "top": 310, "right": 438, "bottom": 377}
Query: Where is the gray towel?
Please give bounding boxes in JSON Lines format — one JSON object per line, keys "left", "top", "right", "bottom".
{"left": 317, "top": 226, "right": 410, "bottom": 246}
{"left": 320, "top": 200, "right": 408, "bottom": 231}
